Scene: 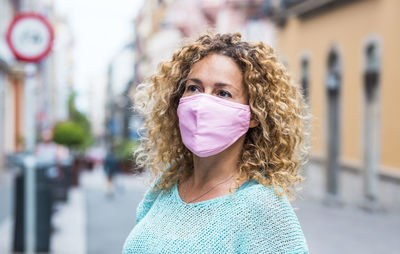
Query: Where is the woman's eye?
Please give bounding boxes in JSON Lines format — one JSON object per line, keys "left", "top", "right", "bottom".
{"left": 218, "top": 90, "right": 232, "bottom": 98}
{"left": 187, "top": 85, "right": 199, "bottom": 93}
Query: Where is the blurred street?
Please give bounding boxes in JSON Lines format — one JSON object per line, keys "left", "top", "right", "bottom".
{"left": 1, "top": 161, "right": 400, "bottom": 254}
{"left": 81, "top": 168, "right": 148, "bottom": 254}
{"left": 1, "top": 0, "right": 400, "bottom": 253}
{"left": 294, "top": 163, "right": 400, "bottom": 254}
{"left": 0, "top": 165, "right": 149, "bottom": 254}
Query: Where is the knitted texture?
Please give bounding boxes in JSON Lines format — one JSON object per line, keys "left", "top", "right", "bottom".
{"left": 122, "top": 180, "right": 309, "bottom": 253}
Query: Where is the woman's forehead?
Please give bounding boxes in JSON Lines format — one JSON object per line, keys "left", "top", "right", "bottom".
{"left": 187, "top": 54, "right": 244, "bottom": 89}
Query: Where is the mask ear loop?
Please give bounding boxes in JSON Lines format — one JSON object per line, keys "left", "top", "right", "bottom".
{"left": 246, "top": 89, "right": 261, "bottom": 128}
{"left": 249, "top": 103, "right": 260, "bottom": 129}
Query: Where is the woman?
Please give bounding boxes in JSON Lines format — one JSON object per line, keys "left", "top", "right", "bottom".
{"left": 123, "top": 32, "right": 310, "bottom": 253}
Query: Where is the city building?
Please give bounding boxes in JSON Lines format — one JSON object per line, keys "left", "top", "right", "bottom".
{"left": 0, "top": 0, "right": 73, "bottom": 173}
{"left": 0, "top": 0, "right": 25, "bottom": 172}
{"left": 105, "top": 42, "right": 135, "bottom": 144}
{"left": 273, "top": 0, "right": 400, "bottom": 184}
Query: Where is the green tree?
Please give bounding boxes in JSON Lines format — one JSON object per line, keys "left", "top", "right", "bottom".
{"left": 53, "top": 91, "right": 94, "bottom": 151}
{"left": 53, "top": 121, "right": 86, "bottom": 148}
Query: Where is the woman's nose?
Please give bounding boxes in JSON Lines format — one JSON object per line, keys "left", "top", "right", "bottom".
{"left": 203, "top": 88, "right": 213, "bottom": 95}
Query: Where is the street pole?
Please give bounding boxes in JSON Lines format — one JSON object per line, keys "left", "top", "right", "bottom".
{"left": 325, "top": 70, "right": 342, "bottom": 206}
{"left": 23, "top": 155, "right": 36, "bottom": 254}
{"left": 19, "top": 3, "right": 42, "bottom": 253}
{"left": 326, "top": 88, "right": 340, "bottom": 200}
{"left": 362, "top": 69, "right": 381, "bottom": 211}
{"left": 0, "top": 72, "right": 5, "bottom": 173}
{"left": 6, "top": 2, "right": 54, "bottom": 252}
{"left": 24, "top": 63, "right": 37, "bottom": 254}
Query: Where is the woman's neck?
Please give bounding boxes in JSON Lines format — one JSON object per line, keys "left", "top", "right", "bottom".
{"left": 189, "top": 135, "right": 245, "bottom": 190}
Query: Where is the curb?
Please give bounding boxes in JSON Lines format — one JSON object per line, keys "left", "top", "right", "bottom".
{"left": 51, "top": 187, "right": 87, "bottom": 254}
{"left": 310, "top": 157, "right": 400, "bottom": 185}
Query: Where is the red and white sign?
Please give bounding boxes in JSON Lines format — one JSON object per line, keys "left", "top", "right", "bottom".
{"left": 6, "top": 13, "right": 54, "bottom": 62}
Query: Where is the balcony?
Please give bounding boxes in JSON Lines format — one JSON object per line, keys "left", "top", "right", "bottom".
{"left": 271, "top": 0, "right": 363, "bottom": 25}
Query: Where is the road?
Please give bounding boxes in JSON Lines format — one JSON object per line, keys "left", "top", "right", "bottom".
{"left": 1, "top": 162, "right": 400, "bottom": 254}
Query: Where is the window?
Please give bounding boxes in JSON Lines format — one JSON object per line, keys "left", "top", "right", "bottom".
{"left": 300, "top": 57, "right": 309, "bottom": 101}
{"left": 364, "top": 43, "right": 379, "bottom": 102}
{"left": 326, "top": 50, "right": 340, "bottom": 92}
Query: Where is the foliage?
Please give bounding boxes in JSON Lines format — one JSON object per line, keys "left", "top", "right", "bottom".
{"left": 115, "top": 140, "right": 139, "bottom": 161}
{"left": 53, "top": 121, "right": 86, "bottom": 148}
{"left": 64, "top": 91, "right": 94, "bottom": 151}
{"left": 52, "top": 91, "right": 94, "bottom": 152}
{"left": 68, "top": 92, "right": 91, "bottom": 135}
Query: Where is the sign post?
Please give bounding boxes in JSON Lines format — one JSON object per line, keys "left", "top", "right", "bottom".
{"left": 6, "top": 12, "right": 54, "bottom": 253}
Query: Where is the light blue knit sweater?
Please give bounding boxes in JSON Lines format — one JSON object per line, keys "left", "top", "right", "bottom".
{"left": 122, "top": 179, "right": 309, "bottom": 253}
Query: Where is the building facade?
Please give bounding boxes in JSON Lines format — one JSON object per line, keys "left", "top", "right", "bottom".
{"left": 0, "top": 0, "right": 73, "bottom": 172}
{"left": 274, "top": 0, "right": 400, "bottom": 175}
{"left": 0, "top": 0, "right": 25, "bottom": 172}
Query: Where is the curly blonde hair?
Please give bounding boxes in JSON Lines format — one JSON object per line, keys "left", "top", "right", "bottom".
{"left": 134, "top": 32, "right": 310, "bottom": 201}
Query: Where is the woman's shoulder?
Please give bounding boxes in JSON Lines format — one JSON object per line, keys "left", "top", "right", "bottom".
{"left": 236, "top": 180, "right": 302, "bottom": 226}
{"left": 235, "top": 181, "right": 309, "bottom": 253}
{"left": 238, "top": 180, "right": 290, "bottom": 209}
{"left": 135, "top": 177, "right": 163, "bottom": 224}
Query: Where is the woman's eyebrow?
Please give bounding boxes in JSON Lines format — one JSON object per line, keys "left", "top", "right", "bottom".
{"left": 188, "top": 78, "right": 239, "bottom": 92}
{"left": 215, "top": 83, "right": 238, "bottom": 92}
{"left": 188, "top": 78, "right": 202, "bottom": 85}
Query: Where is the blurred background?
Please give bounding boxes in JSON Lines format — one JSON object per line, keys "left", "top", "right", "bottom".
{"left": 0, "top": 0, "right": 399, "bottom": 253}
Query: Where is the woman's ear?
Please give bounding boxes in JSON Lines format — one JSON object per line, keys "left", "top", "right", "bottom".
{"left": 249, "top": 116, "right": 259, "bottom": 128}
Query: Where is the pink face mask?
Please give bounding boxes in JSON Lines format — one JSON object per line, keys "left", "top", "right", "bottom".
{"left": 177, "top": 93, "right": 251, "bottom": 157}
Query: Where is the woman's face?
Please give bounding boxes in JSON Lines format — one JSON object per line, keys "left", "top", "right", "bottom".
{"left": 182, "top": 53, "right": 248, "bottom": 105}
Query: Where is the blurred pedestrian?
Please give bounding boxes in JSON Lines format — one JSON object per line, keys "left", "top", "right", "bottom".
{"left": 36, "top": 128, "right": 68, "bottom": 180}
{"left": 123, "top": 32, "right": 310, "bottom": 253}
{"left": 104, "top": 146, "right": 118, "bottom": 196}
{"left": 36, "top": 129, "right": 59, "bottom": 165}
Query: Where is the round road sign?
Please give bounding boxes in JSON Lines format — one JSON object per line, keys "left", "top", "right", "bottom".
{"left": 6, "top": 13, "right": 54, "bottom": 62}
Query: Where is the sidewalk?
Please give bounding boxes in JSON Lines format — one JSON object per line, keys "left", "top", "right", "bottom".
{"left": 82, "top": 167, "right": 149, "bottom": 254}
{"left": 51, "top": 166, "right": 150, "bottom": 254}
{"left": 0, "top": 166, "right": 150, "bottom": 254}
{"left": 0, "top": 169, "right": 15, "bottom": 252}
{"left": 51, "top": 187, "right": 87, "bottom": 254}
{"left": 293, "top": 162, "right": 400, "bottom": 254}
{"left": 1, "top": 162, "right": 399, "bottom": 253}
{"left": 0, "top": 167, "right": 88, "bottom": 254}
